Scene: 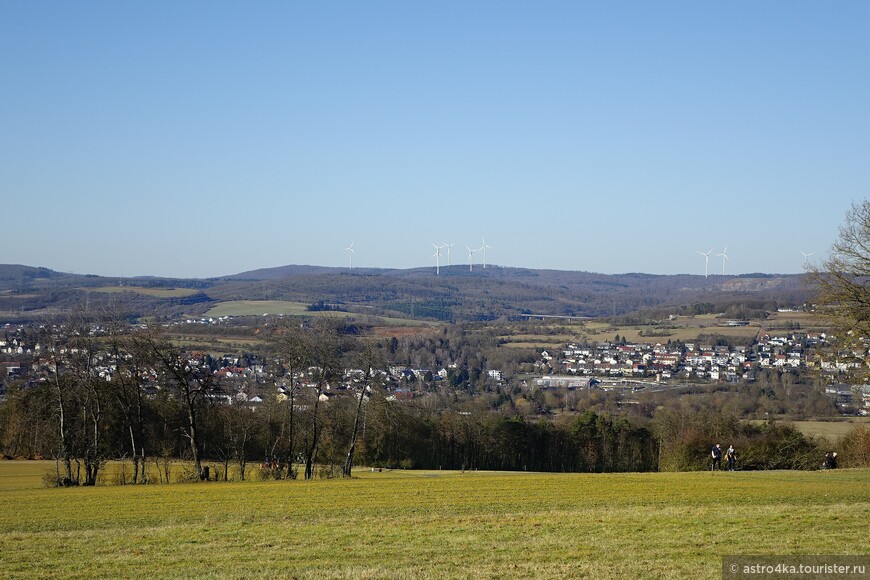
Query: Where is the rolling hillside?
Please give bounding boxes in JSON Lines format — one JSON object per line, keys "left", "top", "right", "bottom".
{"left": 0, "top": 264, "right": 812, "bottom": 323}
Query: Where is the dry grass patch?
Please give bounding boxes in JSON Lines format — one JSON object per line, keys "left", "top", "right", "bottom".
{"left": 88, "top": 286, "right": 202, "bottom": 298}
{"left": 0, "top": 464, "right": 867, "bottom": 578}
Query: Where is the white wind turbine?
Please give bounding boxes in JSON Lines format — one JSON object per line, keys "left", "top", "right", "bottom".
{"left": 478, "top": 238, "right": 492, "bottom": 269}
{"left": 801, "top": 251, "right": 814, "bottom": 269}
{"left": 716, "top": 246, "right": 729, "bottom": 275}
{"left": 432, "top": 243, "right": 445, "bottom": 275}
{"left": 698, "top": 249, "right": 713, "bottom": 278}
{"left": 466, "top": 245, "right": 478, "bottom": 272}
{"left": 443, "top": 243, "right": 455, "bottom": 267}
{"left": 344, "top": 242, "right": 354, "bottom": 270}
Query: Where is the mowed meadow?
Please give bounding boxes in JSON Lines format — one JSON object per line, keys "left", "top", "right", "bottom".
{"left": 1, "top": 462, "right": 868, "bottom": 579}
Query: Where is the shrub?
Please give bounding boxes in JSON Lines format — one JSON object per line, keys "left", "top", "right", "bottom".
{"left": 737, "top": 423, "right": 820, "bottom": 470}
{"left": 840, "top": 425, "right": 870, "bottom": 468}
{"left": 42, "top": 472, "right": 62, "bottom": 488}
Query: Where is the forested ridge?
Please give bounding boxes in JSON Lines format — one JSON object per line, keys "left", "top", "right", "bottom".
{"left": 0, "top": 264, "right": 810, "bottom": 324}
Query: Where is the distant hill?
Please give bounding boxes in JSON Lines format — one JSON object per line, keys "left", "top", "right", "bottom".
{"left": 223, "top": 264, "right": 340, "bottom": 280}
{"left": 0, "top": 264, "right": 812, "bottom": 324}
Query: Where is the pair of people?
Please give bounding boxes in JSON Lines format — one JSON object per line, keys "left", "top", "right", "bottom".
{"left": 711, "top": 444, "right": 737, "bottom": 471}
{"left": 822, "top": 451, "right": 838, "bottom": 469}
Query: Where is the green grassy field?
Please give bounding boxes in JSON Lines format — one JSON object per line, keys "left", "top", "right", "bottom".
{"left": 766, "top": 419, "right": 870, "bottom": 442}
{"left": 204, "top": 300, "right": 318, "bottom": 317}
{"left": 500, "top": 312, "right": 829, "bottom": 349}
{"left": 763, "top": 311, "right": 829, "bottom": 333}
{"left": 204, "top": 301, "right": 439, "bottom": 329}
{"left": 584, "top": 315, "right": 763, "bottom": 344}
{"left": 0, "top": 462, "right": 868, "bottom": 578}
{"left": 88, "top": 286, "right": 203, "bottom": 298}
{"left": 494, "top": 316, "right": 766, "bottom": 350}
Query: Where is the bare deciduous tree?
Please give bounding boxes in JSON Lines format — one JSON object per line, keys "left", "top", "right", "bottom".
{"left": 268, "top": 323, "right": 310, "bottom": 477}
{"left": 343, "top": 341, "right": 385, "bottom": 477}
{"left": 143, "top": 329, "right": 219, "bottom": 481}
{"left": 811, "top": 200, "right": 870, "bottom": 333}
{"left": 106, "top": 327, "right": 154, "bottom": 484}
{"left": 810, "top": 199, "right": 870, "bottom": 379}
{"left": 302, "top": 320, "right": 345, "bottom": 480}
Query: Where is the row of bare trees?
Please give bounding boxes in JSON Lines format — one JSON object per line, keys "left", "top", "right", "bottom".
{"left": 0, "top": 312, "right": 386, "bottom": 484}
{"left": 2, "top": 309, "right": 666, "bottom": 480}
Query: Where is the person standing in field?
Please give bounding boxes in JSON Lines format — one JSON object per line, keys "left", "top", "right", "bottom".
{"left": 726, "top": 445, "right": 737, "bottom": 471}
{"left": 711, "top": 443, "right": 722, "bottom": 471}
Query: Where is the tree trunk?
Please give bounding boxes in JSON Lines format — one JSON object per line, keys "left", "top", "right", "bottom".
{"left": 134, "top": 374, "right": 146, "bottom": 483}
{"left": 343, "top": 388, "right": 367, "bottom": 477}
{"left": 187, "top": 405, "right": 203, "bottom": 480}
{"left": 54, "top": 373, "right": 74, "bottom": 485}
{"left": 304, "top": 394, "right": 320, "bottom": 480}
{"left": 84, "top": 386, "right": 103, "bottom": 486}
{"left": 287, "top": 383, "right": 296, "bottom": 475}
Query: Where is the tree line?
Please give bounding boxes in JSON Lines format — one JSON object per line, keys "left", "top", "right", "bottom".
{"left": 4, "top": 308, "right": 861, "bottom": 486}
{"left": 0, "top": 312, "right": 663, "bottom": 482}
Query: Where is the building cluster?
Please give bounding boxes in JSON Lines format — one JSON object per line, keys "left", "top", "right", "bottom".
{"left": 2, "top": 322, "right": 870, "bottom": 414}
{"left": 0, "top": 324, "right": 455, "bottom": 405}
{"left": 540, "top": 341, "right": 750, "bottom": 382}
{"left": 534, "top": 333, "right": 870, "bottom": 414}
{"left": 539, "top": 334, "right": 837, "bottom": 381}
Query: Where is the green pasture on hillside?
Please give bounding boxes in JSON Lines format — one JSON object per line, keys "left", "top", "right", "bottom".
{"left": 204, "top": 300, "right": 316, "bottom": 317}
{"left": 498, "top": 334, "right": 577, "bottom": 350}
{"left": 0, "top": 292, "right": 38, "bottom": 299}
{"left": 493, "top": 312, "right": 829, "bottom": 368}
{"left": 204, "top": 301, "right": 438, "bottom": 328}
{"left": 87, "top": 286, "right": 202, "bottom": 298}
{"left": 764, "top": 311, "right": 829, "bottom": 333}
{"left": 766, "top": 419, "right": 870, "bottom": 442}
{"left": 583, "top": 316, "right": 762, "bottom": 344}
{"left": 0, "top": 461, "right": 868, "bottom": 579}
{"left": 494, "top": 316, "right": 764, "bottom": 349}
{"left": 166, "top": 335, "right": 264, "bottom": 353}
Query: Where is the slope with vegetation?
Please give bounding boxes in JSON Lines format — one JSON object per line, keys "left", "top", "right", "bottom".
{"left": 0, "top": 263, "right": 811, "bottom": 324}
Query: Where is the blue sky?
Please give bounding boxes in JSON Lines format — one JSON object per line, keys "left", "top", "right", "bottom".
{"left": 2, "top": 2, "right": 868, "bottom": 278}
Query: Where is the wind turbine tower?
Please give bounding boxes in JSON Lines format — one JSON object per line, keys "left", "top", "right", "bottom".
{"left": 344, "top": 242, "right": 354, "bottom": 270}
{"left": 443, "top": 243, "right": 455, "bottom": 267}
{"left": 716, "top": 246, "right": 729, "bottom": 275}
{"left": 801, "top": 251, "right": 814, "bottom": 269}
{"left": 698, "top": 249, "right": 713, "bottom": 278}
{"left": 432, "top": 243, "right": 444, "bottom": 275}
{"left": 466, "top": 245, "right": 477, "bottom": 272}
{"left": 479, "top": 238, "right": 492, "bottom": 269}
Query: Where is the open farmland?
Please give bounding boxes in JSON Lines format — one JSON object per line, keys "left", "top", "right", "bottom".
{"left": 497, "top": 332, "right": 578, "bottom": 350}
{"left": 763, "top": 310, "right": 829, "bottom": 333}
{"left": 0, "top": 462, "right": 867, "bottom": 579}
{"left": 583, "top": 315, "right": 762, "bottom": 344}
{"left": 203, "top": 301, "right": 440, "bottom": 329}
{"left": 498, "top": 311, "right": 825, "bottom": 349}
{"left": 495, "top": 315, "right": 764, "bottom": 350}
{"left": 166, "top": 335, "right": 264, "bottom": 354}
{"left": 87, "top": 286, "right": 203, "bottom": 298}
{"left": 767, "top": 419, "right": 870, "bottom": 442}
{"left": 204, "top": 300, "right": 320, "bottom": 317}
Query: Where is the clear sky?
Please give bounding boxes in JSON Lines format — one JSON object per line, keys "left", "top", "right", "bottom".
{"left": 2, "top": 2, "right": 868, "bottom": 278}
